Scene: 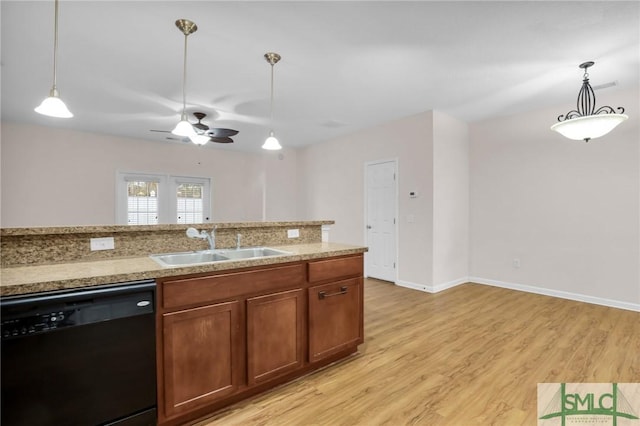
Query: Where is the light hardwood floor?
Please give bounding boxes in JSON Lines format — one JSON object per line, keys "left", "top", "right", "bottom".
{"left": 196, "top": 279, "right": 640, "bottom": 425}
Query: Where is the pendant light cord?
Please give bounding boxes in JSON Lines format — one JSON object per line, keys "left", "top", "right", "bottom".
{"left": 52, "top": 0, "right": 59, "bottom": 91}
{"left": 181, "top": 33, "right": 188, "bottom": 118}
{"left": 269, "top": 63, "right": 275, "bottom": 124}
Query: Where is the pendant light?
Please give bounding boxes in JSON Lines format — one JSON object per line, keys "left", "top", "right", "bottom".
{"left": 172, "top": 19, "right": 197, "bottom": 138}
{"left": 262, "top": 52, "right": 283, "bottom": 150}
{"left": 35, "top": 0, "right": 73, "bottom": 118}
{"left": 551, "top": 61, "right": 628, "bottom": 142}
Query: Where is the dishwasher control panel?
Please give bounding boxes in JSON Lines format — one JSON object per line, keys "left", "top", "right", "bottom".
{"left": 1, "top": 309, "right": 76, "bottom": 339}
{"left": 0, "top": 281, "right": 156, "bottom": 341}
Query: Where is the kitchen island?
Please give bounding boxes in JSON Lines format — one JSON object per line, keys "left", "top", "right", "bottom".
{"left": 1, "top": 222, "right": 367, "bottom": 425}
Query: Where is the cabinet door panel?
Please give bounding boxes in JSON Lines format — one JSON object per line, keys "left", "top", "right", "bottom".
{"left": 247, "top": 289, "right": 304, "bottom": 385}
{"left": 162, "top": 301, "right": 241, "bottom": 417}
{"left": 308, "top": 278, "right": 363, "bottom": 363}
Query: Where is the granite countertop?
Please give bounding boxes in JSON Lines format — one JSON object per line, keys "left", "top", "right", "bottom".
{"left": 0, "top": 221, "right": 334, "bottom": 236}
{"left": 0, "top": 242, "right": 367, "bottom": 296}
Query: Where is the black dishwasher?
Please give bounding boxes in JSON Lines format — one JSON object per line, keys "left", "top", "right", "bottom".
{"left": 1, "top": 280, "right": 157, "bottom": 426}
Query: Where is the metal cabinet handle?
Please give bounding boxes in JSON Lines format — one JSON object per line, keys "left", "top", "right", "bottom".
{"left": 318, "top": 286, "right": 348, "bottom": 300}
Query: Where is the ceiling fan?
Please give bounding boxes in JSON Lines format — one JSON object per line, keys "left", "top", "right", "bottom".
{"left": 151, "top": 112, "right": 239, "bottom": 144}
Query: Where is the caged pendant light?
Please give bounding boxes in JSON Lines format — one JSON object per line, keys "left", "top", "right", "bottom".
{"left": 550, "top": 61, "right": 628, "bottom": 142}
{"left": 35, "top": 0, "right": 73, "bottom": 118}
{"left": 172, "top": 19, "right": 198, "bottom": 139}
{"left": 262, "top": 52, "right": 283, "bottom": 150}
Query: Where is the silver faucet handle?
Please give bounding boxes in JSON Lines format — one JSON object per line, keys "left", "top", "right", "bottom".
{"left": 186, "top": 227, "right": 201, "bottom": 239}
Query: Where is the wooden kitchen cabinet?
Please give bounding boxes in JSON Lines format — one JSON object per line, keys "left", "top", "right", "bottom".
{"left": 161, "top": 300, "right": 241, "bottom": 418}
{"left": 247, "top": 288, "right": 305, "bottom": 385}
{"left": 307, "top": 255, "right": 364, "bottom": 363}
{"left": 308, "top": 278, "right": 363, "bottom": 362}
{"left": 156, "top": 254, "right": 363, "bottom": 426}
{"left": 157, "top": 263, "right": 306, "bottom": 425}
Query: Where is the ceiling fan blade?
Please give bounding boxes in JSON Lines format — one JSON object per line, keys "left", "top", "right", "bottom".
{"left": 150, "top": 129, "right": 171, "bottom": 133}
{"left": 193, "top": 123, "right": 209, "bottom": 132}
{"left": 209, "top": 137, "right": 234, "bottom": 144}
{"left": 192, "top": 112, "right": 209, "bottom": 132}
{"left": 165, "top": 136, "right": 190, "bottom": 143}
{"left": 207, "top": 128, "right": 239, "bottom": 138}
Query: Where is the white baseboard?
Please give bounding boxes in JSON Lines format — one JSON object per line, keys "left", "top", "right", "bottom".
{"left": 395, "top": 280, "right": 431, "bottom": 292}
{"left": 469, "top": 276, "right": 640, "bottom": 312}
{"left": 432, "top": 276, "right": 470, "bottom": 293}
{"left": 392, "top": 276, "right": 639, "bottom": 312}
{"left": 395, "top": 277, "right": 468, "bottom": 294}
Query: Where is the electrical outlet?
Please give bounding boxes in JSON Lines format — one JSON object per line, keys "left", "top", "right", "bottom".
{"left": 513, "top": 258, "right": 521, "bottom": 269}
{"left": 287, "top": 229, "right": 300, "bottom": 238}
{"left": 90, "top": 237, "right": 115, "bottom": 251}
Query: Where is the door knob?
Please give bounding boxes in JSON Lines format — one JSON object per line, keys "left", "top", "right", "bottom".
{"left": 366, "top": 225, "right": 372, "bottom": 229}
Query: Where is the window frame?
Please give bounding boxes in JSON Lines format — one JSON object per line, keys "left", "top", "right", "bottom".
{"left": 170, "top": 176, "right": 211, "bottom": 224}
{"left": 116, "top": 171, "right": 211, "bottom": 225}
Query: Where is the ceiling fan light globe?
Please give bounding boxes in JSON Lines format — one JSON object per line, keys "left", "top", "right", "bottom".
{"left": 35, "top": 95, "right": 73, "bottom": 118}
{"left": 551, "top": 114, "right": 628, "bottom": 141}
{"left": 189, "top": 134, "right": 210, "bottom": 145}
{"left": 262, "top": 133, "right": 282, "bottom": 150}
{"left": 172, "top": 120, "right": 196, "bottom": 137}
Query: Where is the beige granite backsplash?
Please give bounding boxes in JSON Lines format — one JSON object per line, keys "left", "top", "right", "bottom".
{"left": 1, "top": 222, "right": 330, "bottom": 267}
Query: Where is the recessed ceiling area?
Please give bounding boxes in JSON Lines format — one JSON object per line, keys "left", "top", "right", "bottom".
{"left": 1, "top": 1, "right": 638, "bottom": 152}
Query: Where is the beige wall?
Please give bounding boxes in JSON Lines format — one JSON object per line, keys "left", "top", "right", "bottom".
{"left": 433, "top": 111, "right": 469, "bottom": 287}
{"left": 469, "top": 87, "right": 640, "bottom": 305}
{"left": 297, "top": 110, "right": 471, "bottom": 290}
{"left": 263, "top": 149, "right": 300, "bottom": 221}
{"left": 0, "top": 122, "right": 295, "bottom": 226}
{"left": 297, "top": 111, "right": 436, "bottom": 287}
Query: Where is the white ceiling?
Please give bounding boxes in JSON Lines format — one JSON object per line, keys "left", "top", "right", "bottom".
{"left": 2, "top": 1, "right": 639, "bottom": 152}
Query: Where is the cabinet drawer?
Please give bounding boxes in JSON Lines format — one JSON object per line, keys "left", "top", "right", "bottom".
{"left": 162, "top": 264, "right": 305, "bottom": 310}
{"left": 307, "top": 254, "right": 363, "bottom": 283}
{"left": 308, "top": 278, "right": 363, "bottom": 363}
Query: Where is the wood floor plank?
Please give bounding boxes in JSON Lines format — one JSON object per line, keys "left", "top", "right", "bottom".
{"left": 195, "top": 279, "right": 640, "bottom": 425}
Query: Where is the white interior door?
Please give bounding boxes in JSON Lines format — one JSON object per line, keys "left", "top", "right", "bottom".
{"left": 365, "top": 160, "right": 397, "bottom": 282}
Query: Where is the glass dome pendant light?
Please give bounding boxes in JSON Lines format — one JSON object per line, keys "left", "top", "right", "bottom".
{"left": 262, "top": 52, "right": 283, "bottom": 150}
{"left": 35, "top": 0, "right": 73, "bottom": 118}
{"left": 550, "top": 61, "right": 627, "bottom": 142}
{"left": 172, "top": 19, "right": 198, "bottom": 139}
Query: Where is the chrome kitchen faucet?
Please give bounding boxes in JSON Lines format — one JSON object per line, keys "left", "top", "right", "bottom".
{"left": 186, "top": 226, "right": 217, "bottom": 250}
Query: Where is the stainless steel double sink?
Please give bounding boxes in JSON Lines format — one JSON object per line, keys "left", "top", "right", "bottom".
{"left": 150, "top": 247, "right": 292, "bottom": 268}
